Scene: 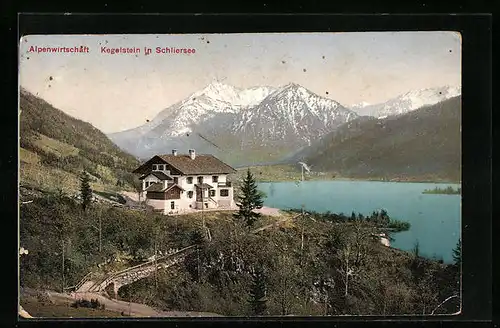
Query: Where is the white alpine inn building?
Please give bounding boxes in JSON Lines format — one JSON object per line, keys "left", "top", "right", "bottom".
{"left": 133, "top": 149, "right": 237, "bottom": 214}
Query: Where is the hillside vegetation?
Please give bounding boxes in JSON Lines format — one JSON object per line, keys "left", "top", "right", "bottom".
{"left": 19, "top": 88, "right": 140, "bottom": 193}
{"left": 291, "top": 97, "right": 461, "bottom": 182}
{"left": 20, "top": 189, "right": 460, "bottom": 316}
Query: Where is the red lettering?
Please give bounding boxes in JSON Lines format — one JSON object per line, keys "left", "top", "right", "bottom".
{"left": 153, "top": 47, "right": 197, "bottom": 54}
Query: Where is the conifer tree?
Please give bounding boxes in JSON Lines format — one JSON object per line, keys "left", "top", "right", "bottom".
{"left": 249, "top": 266, "right": 267, "bottom": 316}
{"left": 350, "top": 211, "right": 356, "bottom": 221}
{"left": 412, "top": 239, "right": 420, "bottom": 258}
{"left": 234, "top": 169, "right": 264, "bottom": 227}
{"left": 80, "top": 170, "right": 92, "bottom": 212}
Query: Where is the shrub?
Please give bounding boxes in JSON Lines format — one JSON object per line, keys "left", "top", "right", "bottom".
{"left": 71, "top": 298, "right": 105, "bottom": 310}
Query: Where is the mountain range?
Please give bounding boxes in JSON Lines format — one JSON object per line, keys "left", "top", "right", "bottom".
{"left": 18, "top": 80, "right": 461, "bottom": 184}
{"left": 350, "top": 85, "right": 461, "bottom": 118}
{"left": 108, "top": 82, "right": 461, "bottom": 168}
{"left": 108, "top": 82, "right": 357, "bottom": 165}
{"left": 289, "top": 96, "right": 462, "bottom": 182}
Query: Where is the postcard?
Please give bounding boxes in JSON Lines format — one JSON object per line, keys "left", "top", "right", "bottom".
{"left": 18, "top": 32, "right": 462, "bottom": 318}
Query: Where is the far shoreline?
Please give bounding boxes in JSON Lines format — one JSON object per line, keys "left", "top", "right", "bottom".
{"left": 235, "top": 165, "right": 461, "bottom": 185}
{"left": 255, "top": 177, "right": 461, "bottom": 184}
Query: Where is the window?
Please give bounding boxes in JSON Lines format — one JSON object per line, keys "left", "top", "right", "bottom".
{"left": 212, "top": 176, "right": 219, "bottom": 183}
{"left": 173, "top": 177, "right": 178, "bottom": 184}
{"left": 187, "top": 191, "right": 193, "bottom": 199}
{"left": 220, "top": 189, "right": 229, "bottom": 197}
{"left": 187, "top": 177, "right": 193, "bottom": 184}
{"left": 209, "top": 190, "right": 216, "bottom": 197}
{"left": 152, "top": 164, "right": 158, "bottom": 171}
{"left": 197, "top": 176, "right": 203, "bottom": 184}
{"left": 171, "top": 201, "right": 175, "bottom": 210}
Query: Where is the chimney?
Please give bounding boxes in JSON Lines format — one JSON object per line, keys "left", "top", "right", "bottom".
{"left": 172, "top": 149, "right": 177, "bottom": 156}
{"left": 189, "top": 149, "right": 196, "bottom": 160}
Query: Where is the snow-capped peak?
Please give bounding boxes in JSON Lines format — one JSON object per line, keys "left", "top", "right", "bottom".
{"left": 351, "top": 101, "right": 371, "bottom": 109}
{"left": 231, "top": 82, "right": 357, "bottom": 145}
{"left": 352, "top": 85, "right": 461, "bottom": 118}
{"left": 191, "top": 81, "right": 240, "bottom": 103}
{"left": 190, "top": 81, "right": 276, "bottom": 108}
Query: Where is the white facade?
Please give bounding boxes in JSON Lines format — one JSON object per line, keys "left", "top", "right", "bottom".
{"left": 141, "top": 168, "right": 235, "bottom": 214}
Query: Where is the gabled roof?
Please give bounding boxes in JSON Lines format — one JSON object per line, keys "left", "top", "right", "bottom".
{"left": 133, "top": 154, "right": 237, "bottom": 175}
{"left": 145, "top": 182, "right": 164, "bottom": 192}
{"left": 145, "top": 182, "right": 185, "bottom": 193}
{"left": 139, "top": 171, "right": 173, "bottom": 181}
{"left": 166, "top": 183, "right": 185, "bottom": 192}
{"left": 195, "top": 183, "right": 214, "bottom": 189}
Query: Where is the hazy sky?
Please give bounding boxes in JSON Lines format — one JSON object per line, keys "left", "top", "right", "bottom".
{"left": 19, "top": 32, "right": 461, "bottom": 133}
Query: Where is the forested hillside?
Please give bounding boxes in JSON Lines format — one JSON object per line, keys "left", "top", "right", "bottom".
{"left": 19, "top": 88, "right": 140, "bottom": 193}
{"left": 291, "top": 96, "right": 461, "bottom": 182}
{"left": 19, "top": 192, "right": 460, "bottom": 316}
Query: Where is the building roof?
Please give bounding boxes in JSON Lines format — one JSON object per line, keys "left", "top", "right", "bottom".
{"left": 145, "top": 182, "right": 185, "bottom": 193}
{"left": 133, "top": 154, "right": 237, "bottom": 175}
{"left": 195, "top": 183, "right": 214, "bottom": 189}
{"left": 145, "top": 182, "right": 164, "bottom": 192}
{"left": 166, "top": 183, "right": 185, "bottom": 192}
{"left": 139, "top": 171, "right": 173, "bottom": 181}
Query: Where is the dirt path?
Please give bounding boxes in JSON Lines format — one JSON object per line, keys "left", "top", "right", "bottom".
{"left": 253, "top": 206, "right": 282, "bottom": 217}
{"left": 251, "top": 213, "right": 299, "bottom": 233}
{"left": 47, "top": 291, "right": 222, "bottom": 317}
{"left": 120, "top": 191, "right": 141, "bottom": 206}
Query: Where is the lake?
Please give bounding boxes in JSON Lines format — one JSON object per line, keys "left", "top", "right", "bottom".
{"left": 257, "top": 180, "right": 461, "bottom": 264}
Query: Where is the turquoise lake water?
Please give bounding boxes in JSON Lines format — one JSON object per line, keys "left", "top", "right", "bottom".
{"left": 257, "top": 180, "right": 461, "bottom": 264}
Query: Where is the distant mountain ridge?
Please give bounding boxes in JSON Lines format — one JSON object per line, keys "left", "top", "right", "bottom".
{"left": 229, "top": 82, "right": 356, "bottom": 145}
{"left": 351, "top": 85, "right": 461, "bottom": 118}
{"left": 290, "top": 96, "right": 462, "bottom": 182}
{"left": 108, "top": 82, "right": 358, "bottom": 165}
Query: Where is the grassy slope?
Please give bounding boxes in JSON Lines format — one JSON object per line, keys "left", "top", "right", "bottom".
{"left": 290, "top": 97, "right": 461, "bottom": 182}
{"left": 232, "top": 164, "right": 335, "bottom": 184}
{"left": 19, "top": 88, "right": 140, "bottom": 194}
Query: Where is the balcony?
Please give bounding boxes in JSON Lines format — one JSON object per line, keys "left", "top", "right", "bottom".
{"left": 217, "top": 181, "right": 232, "bottom": 187}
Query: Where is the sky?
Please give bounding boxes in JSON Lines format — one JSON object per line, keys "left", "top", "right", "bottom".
{"left": 19, "top": 32, "right": 461, "bottom": 133}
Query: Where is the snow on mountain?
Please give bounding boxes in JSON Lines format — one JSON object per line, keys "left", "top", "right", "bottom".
{"left": 108, "top": 81, "right": 358, "bottom": 161}
{"left": 191, "top": 81, "right": 276, "bottom": 108}
{"left": 156, "top": 82, "right": 276, "bottom": 137}
{"left": 351, "top": 85, "right": 461, "bottom": 118}
{"left": 350, "top": 101, "right": 371, "bottom": 109}
{"left": 109, "top": 82, "right": 275, "bottom": 141}
{"left": 231, "top": 82, "right": 358, "bottom": 145}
